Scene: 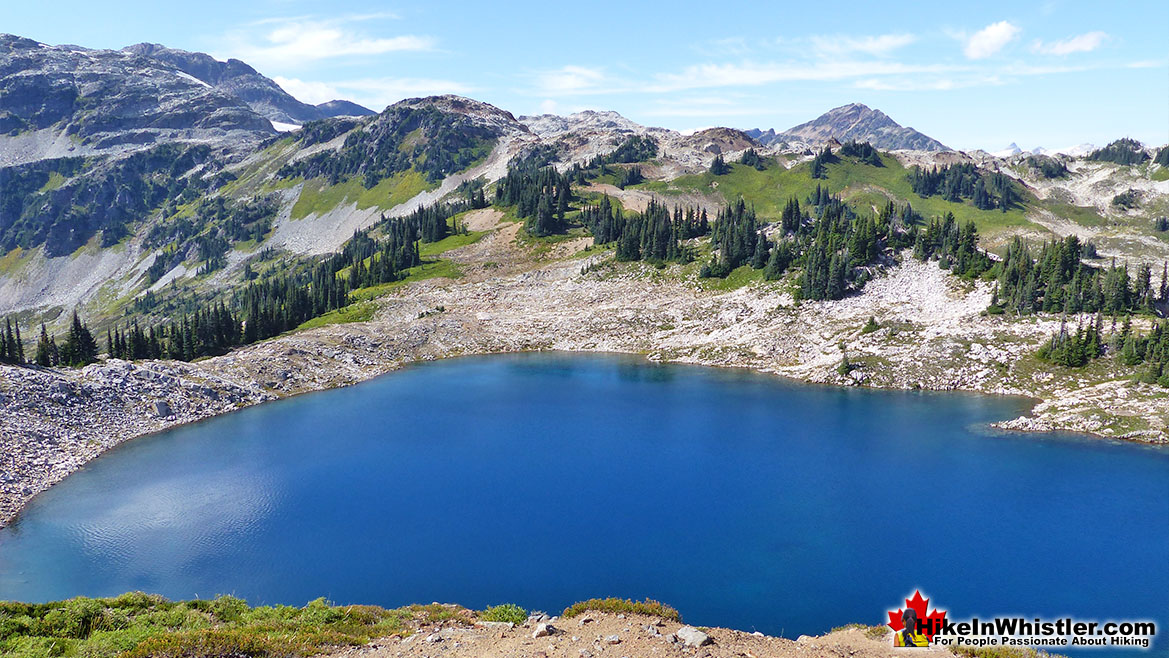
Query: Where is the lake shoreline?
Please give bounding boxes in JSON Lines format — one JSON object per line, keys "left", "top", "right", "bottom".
{"left": 3, "top": 352, "right": 1165, "bottom": 655}
{"left": 0, "top": 344, "right": 1158, "bottom": 532}
{"left": 3, "top": 247, "right": 1167, "bottom": 530}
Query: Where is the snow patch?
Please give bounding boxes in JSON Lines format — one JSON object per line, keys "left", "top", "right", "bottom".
{"left": 175, "top": 71, "right": 211, "bottom": 89}
{"left": 270, "top": 121, "right": 301, "bottom": 132}
{"left": 991, "top": 143, "right": 1022, "bottom": 158}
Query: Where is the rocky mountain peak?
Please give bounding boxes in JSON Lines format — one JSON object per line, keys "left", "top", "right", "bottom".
{"left": 0, "top": 35, "right": 273, "bottom": 160}
{"left": 518, "top": 109, "right": 648, "bottom": 139}
{"left": 680, "top": 127, "right": 759, "bottom": 154}
{"left": 749, "top": 102, "right": 949, "bottom": 152}
{"left": 122, "top": 43, "right": 373, "bottom": 125}
{"left": 393, "top": 95, "right": 530, "bottom": 136}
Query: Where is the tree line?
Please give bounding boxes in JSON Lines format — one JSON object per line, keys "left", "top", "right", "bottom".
{"left": 6, "top": 201, "right": 468, "bottom": 366}
{"left": 494, "top": 164, "right": 572, "bottom": 237}
{"left": 1118, "top": 318, "right": 1169, "bottom": 386}
{"left": 693, "top": 186, "right": 916, "bottom": 300}
{"left": 793, "top": 191, "right": 907, "bottom": 300}
{"left": 1037, "top": 313, "right": 1169, "bottom": 389}
{"left": 1086, "top": 138, "right": 1149, "bottom": 166}
{"left": 276, "top": 106, "right": 495, "bottom": 187}
{"left": 990, "top": 236, "right": 1164, "bottom": 316}
{"left": 839, "top": 140, "right": 883, "bottom": 167}
{"left": 582, "top": 196, "right": 709, "bottom": 263}
{"left": 912, "top": 212, "right": 993, "bottom": 278}
{"left": 0, "top": 312, "right": 99, "bottom": 367}
{"left": 909, "top": 163, "right": 1018, "bottom": 212}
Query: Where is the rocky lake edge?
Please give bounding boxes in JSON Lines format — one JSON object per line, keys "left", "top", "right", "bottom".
{"left": 2, "top": 219, "right": 1166, "bottom": 529}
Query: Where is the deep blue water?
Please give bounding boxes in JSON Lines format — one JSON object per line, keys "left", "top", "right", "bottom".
{"left": 0, "top": 353, "right": 1166, "bottom": 655}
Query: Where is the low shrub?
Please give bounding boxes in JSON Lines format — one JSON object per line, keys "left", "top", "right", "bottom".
{"left": 561, "top": 598, "right": 680, "bottom": 622}
{"left": 951, "top": 645, "right": 1067, "bottom": 658}
{"left": 479, "top": 604, "right": 528, "bottom": 624}
{"left": 0, "top": 593, "right": 412, "bottom": 658}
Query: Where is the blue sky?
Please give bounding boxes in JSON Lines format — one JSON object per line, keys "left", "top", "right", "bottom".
{"left": 3, "top": 0, "right": 1166, "bottom": 150}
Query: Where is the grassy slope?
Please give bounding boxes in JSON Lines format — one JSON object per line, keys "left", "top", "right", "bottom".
{"left": 294, "top": 221, "right": 484, "bottom": 331}
{"left": 295, "top": 260, "right": 465, "bottom": 331}
{"left": 641, "top": 155, "right": 1037, "bottom": 246}
{"left": 290, "top": 170, "right": 434, "bottom": 220}
{"left": 419, "top": 229, "right": 487, "bottom": 257}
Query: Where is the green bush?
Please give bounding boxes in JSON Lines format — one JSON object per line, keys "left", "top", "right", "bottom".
{"left": 479, "top": 604, "right": 528, "bottom": 624}
{"left": 562, "top": 598, "right": 680, "bottom": 622}
{"left": 34, "top": 598, "right": 106, "bottom": 638}
{"left": 209, "top": 595, "right": 249, "bottom": 623}
{"left": 0, "top": 593, "right": 414, "bottom": 658}
{"left": 300, "top": 598, "right": 345, "bottom": 625}
{"left": 0, "top": 614, "right": 32, "bottom": 641}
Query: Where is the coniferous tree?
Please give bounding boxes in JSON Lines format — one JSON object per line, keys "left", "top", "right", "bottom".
{"left": 709, "top": 154, "right": 730, "bottom": 176}
{"left": 35, "top": 324, "right": 56, "bottom": 366}
{"left": 738, "top": 148, "right": 766, "bottom": 170}
{"left": 60, "top": 311, "right": 98, "bottom": 367}
{"left": 838, "top": 140, "right": 883, "bottom": 166}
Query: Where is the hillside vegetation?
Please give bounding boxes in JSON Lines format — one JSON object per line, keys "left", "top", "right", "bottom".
{"left": 640, "top": 152, "right": 1034, "bottom": 243}
{"left": 0, "top": 593, "right": 439, "bottom": 658}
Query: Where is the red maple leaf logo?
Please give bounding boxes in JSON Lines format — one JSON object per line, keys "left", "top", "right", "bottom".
{"left": 887, "top": 590, "right": 947, "bottom": 640}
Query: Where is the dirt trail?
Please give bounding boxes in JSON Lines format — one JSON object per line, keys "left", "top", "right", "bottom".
{"left": 461, "top": 208, "right": 505, "bottom": 231}
{"left": 326, "top": 611, "right": 939, "bottom": 658}
{"left": 586, "top": 183, "right": 655, "bottom": 213}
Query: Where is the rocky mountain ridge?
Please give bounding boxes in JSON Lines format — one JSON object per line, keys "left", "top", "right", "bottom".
{"left": 0, "top": 34, "right": 275, "bottom": 164}
{"left": 0, "top": 34, "right": 377, "bottom": 168}
{"left": 123, "top": 43, "right": 374, "bottom": 125}
{"left": 749, "top": 102, "right": 950, "bottom": 152}
{"left": 1, "top": 30, "right": 1167, "bottom": 331}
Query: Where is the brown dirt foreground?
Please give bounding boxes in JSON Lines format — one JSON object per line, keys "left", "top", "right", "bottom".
{"left": 326, "top": 611, "right": 945, "bottom": 658}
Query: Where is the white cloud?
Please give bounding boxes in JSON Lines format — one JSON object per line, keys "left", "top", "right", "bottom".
{"left": 1031, "top": 31, "right": 1109, "bottom": 55}
{"left": 534, "top": 65, "right": 614, "bottom": 95}
{"left": 647, "top": 59, "right": 959, "bottom": 92}
{"left": 221, "top": 15, "right": 434, "bottom": 67}
{"left": 641, "top": 96, "right": 769, "bottom": 117}
{"left": 855, "top": 75, "right": 1004, "bottom": 91}
{"left": 696, "top": 36, "right": 755, "bottom": 57}
{"left": 274, "top": 76, "right": 474, "bottom": 111}
{"left": 811, "top": 33, "right": 917, "bottom": 57}
{"left": 537, "top": 99, "right": 559, "bottom": 114}
{"left": 273, "top": 77, "right": 341, "bottom": 104}
{"left": 963, "top": 21, "right": 1021, "bottom": 59}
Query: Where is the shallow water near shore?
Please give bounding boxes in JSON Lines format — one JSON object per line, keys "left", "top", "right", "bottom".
{"left": 1, "top": 353, "right": 1166, "bottom": 656}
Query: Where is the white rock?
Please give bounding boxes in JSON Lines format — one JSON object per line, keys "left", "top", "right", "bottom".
{"left": 676, "top": 626, "right": 712, "bottom": 647}
{"left": 533, "top": 623, "right": 556, "bottom": 638}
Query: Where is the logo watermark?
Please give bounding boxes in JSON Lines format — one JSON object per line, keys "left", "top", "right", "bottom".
{"left": 887, "top": 590, "right": 1156, "bottom": 650}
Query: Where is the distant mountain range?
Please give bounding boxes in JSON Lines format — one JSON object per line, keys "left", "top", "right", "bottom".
{"left": 1, "top": 29, "right": 1166, "bottom": 325}
{"left": 122, "top": 43, "right": 373, "bottom": 125}
{"left": 0, "top": 34, "right": 371, "bottom": 157}
{"left": 990, "top": 142, "right": 1097, "bottom": 158}
{"left": 746, "top": 103, "right": 950, "bottom": 152}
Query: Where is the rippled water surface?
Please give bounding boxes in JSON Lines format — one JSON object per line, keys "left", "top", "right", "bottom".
{"left": 1, "top": 353, "right": 1166, "bottom": 655}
